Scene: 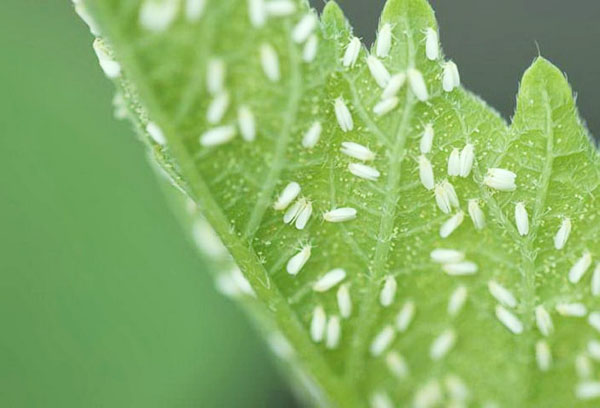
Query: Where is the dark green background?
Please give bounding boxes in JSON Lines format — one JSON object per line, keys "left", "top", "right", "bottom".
{"left": 1, "top": 0, "right": 598, "bottom": 407}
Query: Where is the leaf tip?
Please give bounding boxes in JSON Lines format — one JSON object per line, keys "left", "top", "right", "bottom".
{"left": 321, "top": 1, "right": 351, "bottom": 38}
{"left": 380, "top": 0, "right": 436, "bottom": 27}
{"left": 520, "top": 56, "right": 572, "bottom": 99}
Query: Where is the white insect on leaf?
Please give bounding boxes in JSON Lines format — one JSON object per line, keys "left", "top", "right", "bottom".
{"left": 349, "top": 163, "right": 381, "bottom": 181}
{"left": 302, "top": 121, "right": 322, "bottom": 148}
{"left": 430, "top": 329, "right": 456, "bottom": 361}
{"left": 495, "top": 305, "right": 523, "bottom": 334}
{"left": 366, "top": 55, "right": 391, "bottom": 88}
{"left": 430, "top": 248, "right": 464, "bottom": 264}
{"left": 139, "top": 0, "right": 179, "bottom": 32}
{"left": 370, "top": 325, "right": 396, "bottom": 357}
{"left": 302, "top": 34, "right": 318, "bottom": 63}
{"left": 535, "top": 305, "right": 554, "bottom": 336}
{"left": 385, "top": 351, "right": 409, "bottom": 379}
{"left": 260, "top": 43, "right": 280, "bottom": 82}
{"left": 442, "top": 60, "right": 460, "bottom": 92}
{"left": 342, "top": 36, "right": 361, "bottom": 68}
{"left": 514, "top": 202, "right": 529, "bottom": 236}
{"left": 440, "top": 211, "right": 464, "bottom": 238}
{"left": 488, "top": 280, "right": 518, "bottom": 308}
{"left": 419, "top": 155, "right": 435, "bottom": 190}
{"left": 341, "top": 142, "right": 376, "bottom": 161}
{"left": 379, "top": 275, "right": 397, "bottom": 307}
{"left": 200, "top": 125, "right": 237, "bottom": 147}
{"left": 146, "top": 122, "right": 166, "bottom": 145}
{"left": 265, "top": 0, "right": 296, "bottom": 17}
{"left": 313, "top": 268, "right": 347, "bottom": 292}
{"left": 443, "top": 261, "right": 478, "bottom": 276}
{"left": 424, "top": 27, "right": 439, "bottom": 60}
{"left": 459, "top": 143, "right": 474, "bottom": 177}
{"left": 484, "top": 168, "right": 517, "bottom": 191}
{"left": 325, "top": 316, "right": 341, "bottom": 349}
{"left": 206, "top": 58, "right": 225, "bottom": 95}
{"left": 286, "top": 245, "right": 311, "bottom": 276}
{"left": 283, "top": 197, "right": 304, "bottom": 224}
{"left": 370, "top": 392, "right": 394, "bottom": 408}
{"left": 556, "top": 302, "right": 588, "bottom": 317}
{"left": 337, "top": 284, "right": 352, "bottom": 318}
{"left": 382, "top": 73, "right": 407, "bottom": 99}
{"left": 334, "top": 97, "right": 354, "bottom": 132}
{"left": 237, "top": 105, "right": 256, "bottom": 142}
{"left": 592, "top": 263, "right": 600, "bottom": 296}
{"left": 185, "top": 0, "right": 206, "bottom": 22}
{"left": 323, "top": 207, "right": 358, "bottom": 223}
{"left": 434, "top": 184, "right": 452, "bottom": 214}
{"left": 292, "top": 13, "right": 317, "bottom": 44}
{"left": 420, "top": 123, "right": 434, "bottom": 154}
{"left": 447, "top": 148, "right": 460, "bottom": 176}
{"left": 248, "top": 0, "right": 266, "bottom": 27}
{"left": 310, "top": 305, "right": 326, "bottom": 343}
{"left": 373, "top": 97, "right": 399, "bottom": 116}
{"left": 396, "top": 300, "right": 416, "bottom": 332}
{"left": 376, "top": 23, "right": 392, "bottom": 58}
{"left": 448, "top": 285, "right": 468, "bottom": 317}
{"left": 554, "top": 217, "right": 572, "bottom": 250}
{"left": 295, "top": 200, "right": 312, "bottom": 230}
{"left": 467, "top": 199, "right": 486, "bottom": 230}
{"left": 206, "top": 91, "right": 230, "bottom": 124}
{"left": 407, "top": 68, "right": 429, "bottom": 101}
{"left": 568, "top": 252, "right": 593, "bottom": 284}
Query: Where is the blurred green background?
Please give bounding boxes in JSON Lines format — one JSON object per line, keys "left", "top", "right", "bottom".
{"left": 0, "top": 1, "right": 292, "bottom": 407}
{"left": 1, "top": 0, "right": 598, "bottom": 407}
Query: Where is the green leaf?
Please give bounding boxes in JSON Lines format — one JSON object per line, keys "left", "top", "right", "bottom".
{"left": 77, "top": 0, "right": 600, "bottom": 406}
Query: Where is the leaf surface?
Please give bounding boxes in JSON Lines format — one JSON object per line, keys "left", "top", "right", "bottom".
{"left": 79, "top": 0, "right": 600, "bottom": 406}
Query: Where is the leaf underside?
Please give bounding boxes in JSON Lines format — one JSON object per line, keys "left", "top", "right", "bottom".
{"left": 80, "top": 0, "right": 600, "bottom": 406}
